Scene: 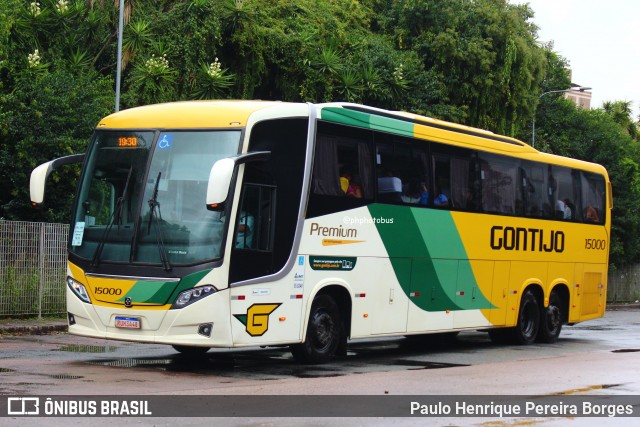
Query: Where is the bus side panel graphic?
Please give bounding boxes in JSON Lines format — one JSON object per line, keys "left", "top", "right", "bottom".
{"left": 368, "top": 204, "right": 494, "bottom": 313}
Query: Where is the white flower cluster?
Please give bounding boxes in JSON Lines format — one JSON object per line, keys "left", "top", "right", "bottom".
{"left": 56, "top": 0, "right": 69, "bottom": 14}
{"left": 207, "top": 58, "right": 223, "bottom": 78}
{"left": 29, "top": 1, "right": 41, "bottom": 16}
{"left": 28, "top": 49, "right": 41, "bottom": 68}
{"left": 145, "top": 54, "right": 170, "bottom": 73}
{"left": 393, "top": 64, "right": 404, "bottom": 81}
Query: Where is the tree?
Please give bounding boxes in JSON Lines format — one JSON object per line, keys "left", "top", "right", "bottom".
{"left": 602, "top": 101, "right": 639, "bottom": 140}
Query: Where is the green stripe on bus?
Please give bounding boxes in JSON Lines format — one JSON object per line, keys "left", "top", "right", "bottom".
{"left": 118, "top": 269, "right": 212, "bottom": 305}
{"left": 321, "top": 107, "right": 414, "bottom": 137}
{"left": 368, "top": 204, "right": 493, "bottom": 311}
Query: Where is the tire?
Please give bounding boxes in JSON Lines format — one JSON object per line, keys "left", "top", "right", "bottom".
{"left": 290, "top": 294, "right": 342, "bottom": 364}
{"left": 537, "top": 292, "right": 563, "bottom": 343}
{"left": 172, "top": 345, "right": 210, "bottom": 357}
{"left": 511, "top": 289, "right": 540, "bottom": 345}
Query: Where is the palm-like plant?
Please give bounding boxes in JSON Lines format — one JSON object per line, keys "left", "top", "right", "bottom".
{"left": 337, "top": 68, "right": 364, "bottom": 102}
{"left": 191, "top": 58, "right": 236, "bottom": 100}
{"left": 122, "top": 19, "right": 152, "bottom": 70}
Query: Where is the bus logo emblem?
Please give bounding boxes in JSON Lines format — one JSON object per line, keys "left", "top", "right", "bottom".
{"left": 234, "top": 303, "right": 281, "bottom": 337}
{"left": 124, "top": 297, "right": 132, "bottom": 308}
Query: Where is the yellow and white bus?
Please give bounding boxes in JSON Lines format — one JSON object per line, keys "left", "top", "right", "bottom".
{"left": 31, "top": 101, "right": 611, "bottom": 363}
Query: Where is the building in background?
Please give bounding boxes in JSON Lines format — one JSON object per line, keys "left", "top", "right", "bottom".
{"left": 565, "top": 84, "right": 592, "bottom": 109}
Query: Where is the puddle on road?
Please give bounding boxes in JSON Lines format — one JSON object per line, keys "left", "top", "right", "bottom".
{"left": 55, "top": 344, "right": 118, "bottom": 353}
{"left": 85, "top": 351, "right": 467, "bottom": 379}
{"left": 49, "top": 374, "right": 84, "bottom": 380}
{"left": 392, "top": 359, "right": 469, "bottom": 370}
{"left": 80, "top": 336, "right": 474, "bottom": 379}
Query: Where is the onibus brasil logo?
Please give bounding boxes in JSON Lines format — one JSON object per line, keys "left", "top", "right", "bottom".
{"left": 234, "top": 303, "right": 281, "bottom": 336}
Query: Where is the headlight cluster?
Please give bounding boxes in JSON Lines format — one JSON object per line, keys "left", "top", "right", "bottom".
{"left": 67, "top": 276, "right": 91, "bottom": 303}
{"left": 171, "top": 285, "right": 217, "bottom": 309}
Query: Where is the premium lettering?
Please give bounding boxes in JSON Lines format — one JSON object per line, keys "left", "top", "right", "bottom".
{"left": 490, "top": 225, "right": 564, "bottom": 253}
{"left": 310, "top": 222, "right": 358, "bottom": 238}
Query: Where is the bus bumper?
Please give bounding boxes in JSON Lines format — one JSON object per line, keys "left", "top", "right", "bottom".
{"left": 66, "top": 286, "right": 233, "bottom": 347}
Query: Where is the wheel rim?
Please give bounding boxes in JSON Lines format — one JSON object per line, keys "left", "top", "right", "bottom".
{"left": 310, "top": 310, "right": 335, "bottom": 351}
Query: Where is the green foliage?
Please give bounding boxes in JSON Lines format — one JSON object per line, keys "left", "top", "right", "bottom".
{"left": 1, "top": 0, "right": 640, "bottom": 270}
{"left": 0, "top": 66, "right": 113, "bottom": 222}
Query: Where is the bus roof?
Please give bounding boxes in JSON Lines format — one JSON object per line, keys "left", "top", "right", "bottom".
{"left": 95, "top": 100, "right": 607, "bottom": 176}
{"left": 97, "top": 100, "right": 283, "bottom": 129}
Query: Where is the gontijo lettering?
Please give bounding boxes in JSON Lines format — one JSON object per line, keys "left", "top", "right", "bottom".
{"left": 490, "top": 225, "right": 565, "bottom": 253}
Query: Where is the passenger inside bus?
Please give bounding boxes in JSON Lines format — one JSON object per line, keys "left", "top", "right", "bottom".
{"left": 340, "top": 169, "right": 363, "bottom": 198}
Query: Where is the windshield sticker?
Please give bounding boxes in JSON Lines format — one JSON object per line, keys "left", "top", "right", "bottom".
{"left": 158, "top": 134, "right": 173, "bottom": 149}
{"left": 71, "top": 222, "right": 85, "bottom": 246}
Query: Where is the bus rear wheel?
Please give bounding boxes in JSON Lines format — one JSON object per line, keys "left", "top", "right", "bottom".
{"left": 511, "top": 289, "right": 540, "bottom": 344}
{"left": 537, "top": 292, "right": 563, "bottom": 343}
{"left": 290, "top": 294, "right": 342, "bottom": 364}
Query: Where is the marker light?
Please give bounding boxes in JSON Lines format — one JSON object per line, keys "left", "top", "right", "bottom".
{"left": 171, "top": 285, "right": 217, "bottom": 309}
{"left": 67, "top": 276, "right": 91, "bottom": 303}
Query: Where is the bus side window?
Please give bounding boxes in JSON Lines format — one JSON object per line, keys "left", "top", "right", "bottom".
{"left": 580, "top": 171, "right": 605, "bottom": 224}
{"left": 478, "top": 152, "right": 517, "bottom": 215}
{"left": 374, "top": 136, "right": 429, "bottom": 206}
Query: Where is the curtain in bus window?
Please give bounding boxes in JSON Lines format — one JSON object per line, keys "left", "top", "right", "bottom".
{"left": 480, "top": 154, "right": 517, "bottom": 215}
{"left": 312, "top": 135, "right": 341, "bottom": 195}
{"left": 450, "top": 157, "right": 471, "bottom": 209}
{"left": 521, "top": 162, "right": 547, "bottom": 218}
{"left": 357, "top": 142, "right": 373, "bottom": 198}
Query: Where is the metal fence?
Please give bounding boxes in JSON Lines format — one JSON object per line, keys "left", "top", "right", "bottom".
{"left": 0, "top": 220, "right": 638, "bottom": 318}
{"left": 0, "top": 220, "right": 69, "bottom": 317}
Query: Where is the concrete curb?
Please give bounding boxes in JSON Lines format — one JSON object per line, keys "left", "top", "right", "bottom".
{"left": 0, "top": 320, "right": 67, "bottom": 336}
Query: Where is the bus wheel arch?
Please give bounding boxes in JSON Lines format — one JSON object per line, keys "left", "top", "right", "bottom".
{"left": 290, "top": 285, "right": 351, "bottom": 363}
{"left": 538, "top": 284, "right": 569, "bottom": 343}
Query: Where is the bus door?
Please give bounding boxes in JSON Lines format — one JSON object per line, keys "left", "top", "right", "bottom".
{"left": 406, "top": 258, "right": 455, "bottom": 333}
{"left": 573, "top": 264, "right": 606, "bottom": 321}
{"left": 368, "top": 258, "right": 410, "bottom": 335}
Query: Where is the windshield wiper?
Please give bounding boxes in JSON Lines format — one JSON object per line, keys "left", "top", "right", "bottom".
{"left": 91, "top": 165, "right": 133, "bottom": 269}
{"left": 147, "top": 171, "right": 172, "bottom": 271}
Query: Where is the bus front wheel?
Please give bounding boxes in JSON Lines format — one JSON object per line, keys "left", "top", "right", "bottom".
{"left": 290, "top": 294, "right": 342, "bottom": 364}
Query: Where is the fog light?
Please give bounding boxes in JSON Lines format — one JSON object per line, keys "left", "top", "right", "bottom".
{"left": 198, "top": 323, "right": 213, "bottom": 337}
{"left": 68, "top": 313, "right": 76, "bottom": 325}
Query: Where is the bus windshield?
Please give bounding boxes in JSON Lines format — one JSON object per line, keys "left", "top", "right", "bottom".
{"left": 70, "top": 129, "right": 241, "bottom": 267}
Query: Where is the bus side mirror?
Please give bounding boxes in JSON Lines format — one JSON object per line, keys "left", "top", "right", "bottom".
{"left": 206, "top": 151, "right": 270, "bottom": 211}
{"left": 206, "top": 158, "right": 236, "bottom": 211}
{"left": 30, "top": 154, "right": 85, "bottom": 206}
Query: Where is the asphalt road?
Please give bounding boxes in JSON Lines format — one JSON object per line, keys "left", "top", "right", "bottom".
{"left": 1, "top": 307, "right": 639, "bottom": 425}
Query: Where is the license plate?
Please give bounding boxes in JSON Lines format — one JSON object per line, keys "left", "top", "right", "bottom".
{"left": 115, "top": 316, "right": 141, "bottom": 329}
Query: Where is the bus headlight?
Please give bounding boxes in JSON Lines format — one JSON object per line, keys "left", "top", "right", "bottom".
{"left": 171, "top": 285, "right": 217, "bottom": 309}
{"left": 67, "top": 276, "right": 91, "bottom": 303}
